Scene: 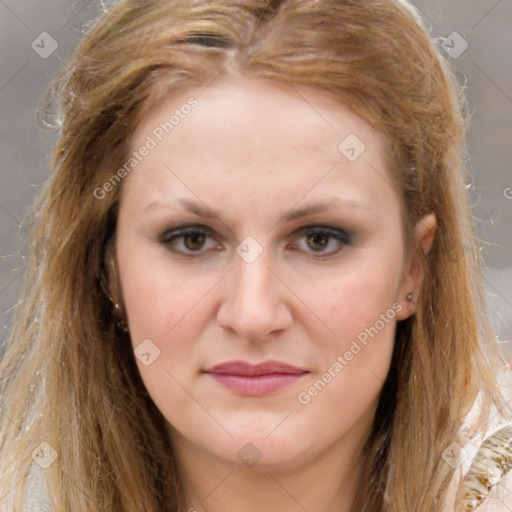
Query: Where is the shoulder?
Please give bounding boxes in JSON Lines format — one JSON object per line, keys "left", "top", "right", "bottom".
{"left": 458, "top": 390, "right": 512, "bottom": 511}
{"left": 471, "top": 468, "right": 512, "bottom": 511}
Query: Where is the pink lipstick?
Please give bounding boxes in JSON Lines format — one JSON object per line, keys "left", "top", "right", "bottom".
{"left": 203, "top": 360, "right": 308, "bottom": 396}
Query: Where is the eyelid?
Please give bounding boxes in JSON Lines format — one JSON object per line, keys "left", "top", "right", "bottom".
{"left": 159, "top": 223, "right": 351, "bottom": 256}
{"left": 294, "top": 225, "right": 351, "bottom": 242}
{"left": 159, "top": 224, "right": 349, "bottom": 242}
{"left": 159, "top": 224, "right": 214, "bottom": 242}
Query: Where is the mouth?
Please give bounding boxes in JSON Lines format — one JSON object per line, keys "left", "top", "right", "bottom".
{"left": 202, "top": 360, "right": 309, "bottom": 396}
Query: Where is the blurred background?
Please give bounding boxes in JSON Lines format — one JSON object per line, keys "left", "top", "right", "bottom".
{"left": 1, "top": 0, "right": 511, "bottom": 359}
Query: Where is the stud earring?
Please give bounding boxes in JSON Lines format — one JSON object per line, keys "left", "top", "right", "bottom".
{"left": 407, "top": 293, "right": 413, "bottom": 301}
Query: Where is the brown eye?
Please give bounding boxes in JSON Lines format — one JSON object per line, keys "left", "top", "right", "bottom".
{"left": 291, "top": 226, "right": 351, "bottom": 257}
{"left": 183, "top": 231, "right": 207, "bottom": 251}
{"left": 306, "top": 232, "right": 329, "bottom": 251}
{"left": 161, "top": 226, "right": 218, "bottom": 255}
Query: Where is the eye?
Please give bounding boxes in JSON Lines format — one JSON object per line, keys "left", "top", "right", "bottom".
{"left": 160, "top": 224, "right": 351, "bottom": 258}
{"left": 290, "top": 226, "right": 351, "bottom": 256}
{"left": 160, "top": 226, "right": 220, "bottom": 255}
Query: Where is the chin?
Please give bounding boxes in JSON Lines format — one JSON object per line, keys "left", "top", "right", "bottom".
{"left": 200, "top": 421, "right": 316, "bottom": 471}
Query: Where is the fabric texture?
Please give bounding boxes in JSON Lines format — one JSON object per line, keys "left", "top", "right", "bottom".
{"left": 457, "top": 393, "right": 512, "bottom": 510}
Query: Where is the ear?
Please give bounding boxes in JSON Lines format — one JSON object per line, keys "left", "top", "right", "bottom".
{"left": 395, "top": 213, "right": 436, "bottom": 321}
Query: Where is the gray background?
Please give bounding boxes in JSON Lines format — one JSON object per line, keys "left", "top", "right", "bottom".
{"left": 1, "top": 1, "right": 511, "bottom": 359}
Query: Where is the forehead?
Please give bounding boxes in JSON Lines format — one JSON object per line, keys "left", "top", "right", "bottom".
{"left": 121, "top": 77, "right": 398, "bottom": 218}
{"left": 134, "top": 77, "right": 383, "bottom": 153}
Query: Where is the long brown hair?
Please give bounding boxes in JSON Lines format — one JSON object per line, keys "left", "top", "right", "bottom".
{"left": 1, "top": 1, "right": 510, "bottom": 510}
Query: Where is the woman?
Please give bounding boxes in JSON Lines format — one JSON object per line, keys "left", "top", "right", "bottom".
{"left": 0, "top": 0, "right": 511, "bottom": 510}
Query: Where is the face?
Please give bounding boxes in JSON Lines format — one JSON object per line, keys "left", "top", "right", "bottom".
{"left": 114, "top": 77, "right": 424, "bottom": 471}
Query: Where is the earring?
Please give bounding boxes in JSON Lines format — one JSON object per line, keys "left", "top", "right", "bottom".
{"left": 111, "top": 301, "right": 129, "bottom": 333}
{"left": 407, "top": 293, "right": 413, "bottom": 301}
{"left": 106, "top": 293, "right": 129, "bottom": 333}
{"left": 103, "top": 244, "right": 129, "bottom": 334}
{"left": 117, "top": 319, "right": 129, "bottom": 334}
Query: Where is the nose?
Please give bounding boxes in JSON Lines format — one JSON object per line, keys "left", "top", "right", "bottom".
{"left": 216, "top": 253, "right": 293, "bottom": 342}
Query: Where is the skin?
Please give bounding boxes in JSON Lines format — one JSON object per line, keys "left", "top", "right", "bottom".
{"left": 113, "top": 76, "right": 436, "bottom": 512}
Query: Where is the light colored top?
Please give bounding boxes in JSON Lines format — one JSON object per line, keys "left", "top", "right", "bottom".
{"left": 442, "top": 391, "right": 512, "bottom": 511}
{"left": 12, "top": 392, "right": 512, "bottom": 511}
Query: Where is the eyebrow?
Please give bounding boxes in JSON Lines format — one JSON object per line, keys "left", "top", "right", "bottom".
{"left": 282, "top": 198, "right": 367, "bottom": 222}
{"left": 144, "top": 197, "right": 368, "bottom": 222}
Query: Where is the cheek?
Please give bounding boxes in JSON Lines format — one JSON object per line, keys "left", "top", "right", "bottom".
{"left": 119, "top": 255, "right": 216, "bottom": 421}
{"left": 290, "top": 252, "right": 402, "bottom": 414}
{"left": 294, "top": 269, "right": 399, "bottom": 434}
{"left": 119, "top": 246, "right": 216, "bottom": 337}
{"left": 294, "top": 256, "right": 402, "bottom": 346}
{"left": 117, "top": 247, "right": 223, "bottom": 400}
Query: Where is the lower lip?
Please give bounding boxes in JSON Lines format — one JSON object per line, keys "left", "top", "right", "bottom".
{"left": 207, "top": 373, "right": 307, "bottom": 396}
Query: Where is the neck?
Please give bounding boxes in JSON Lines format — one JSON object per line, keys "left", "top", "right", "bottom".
{"left": 169, "top": 428, "right": 369, "bottom": 512}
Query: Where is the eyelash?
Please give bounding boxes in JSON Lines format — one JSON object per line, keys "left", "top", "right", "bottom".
{"left": 159, "top": 224, "right": 351, "bottom": 258}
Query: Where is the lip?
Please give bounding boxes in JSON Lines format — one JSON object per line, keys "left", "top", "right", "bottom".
{"left": 203, "top": 360, "right": 309, "bottom": 396}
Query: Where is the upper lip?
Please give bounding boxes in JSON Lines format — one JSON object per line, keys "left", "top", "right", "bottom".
{"left": 203, "top": 360, "right": 308, "bottom": 376}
